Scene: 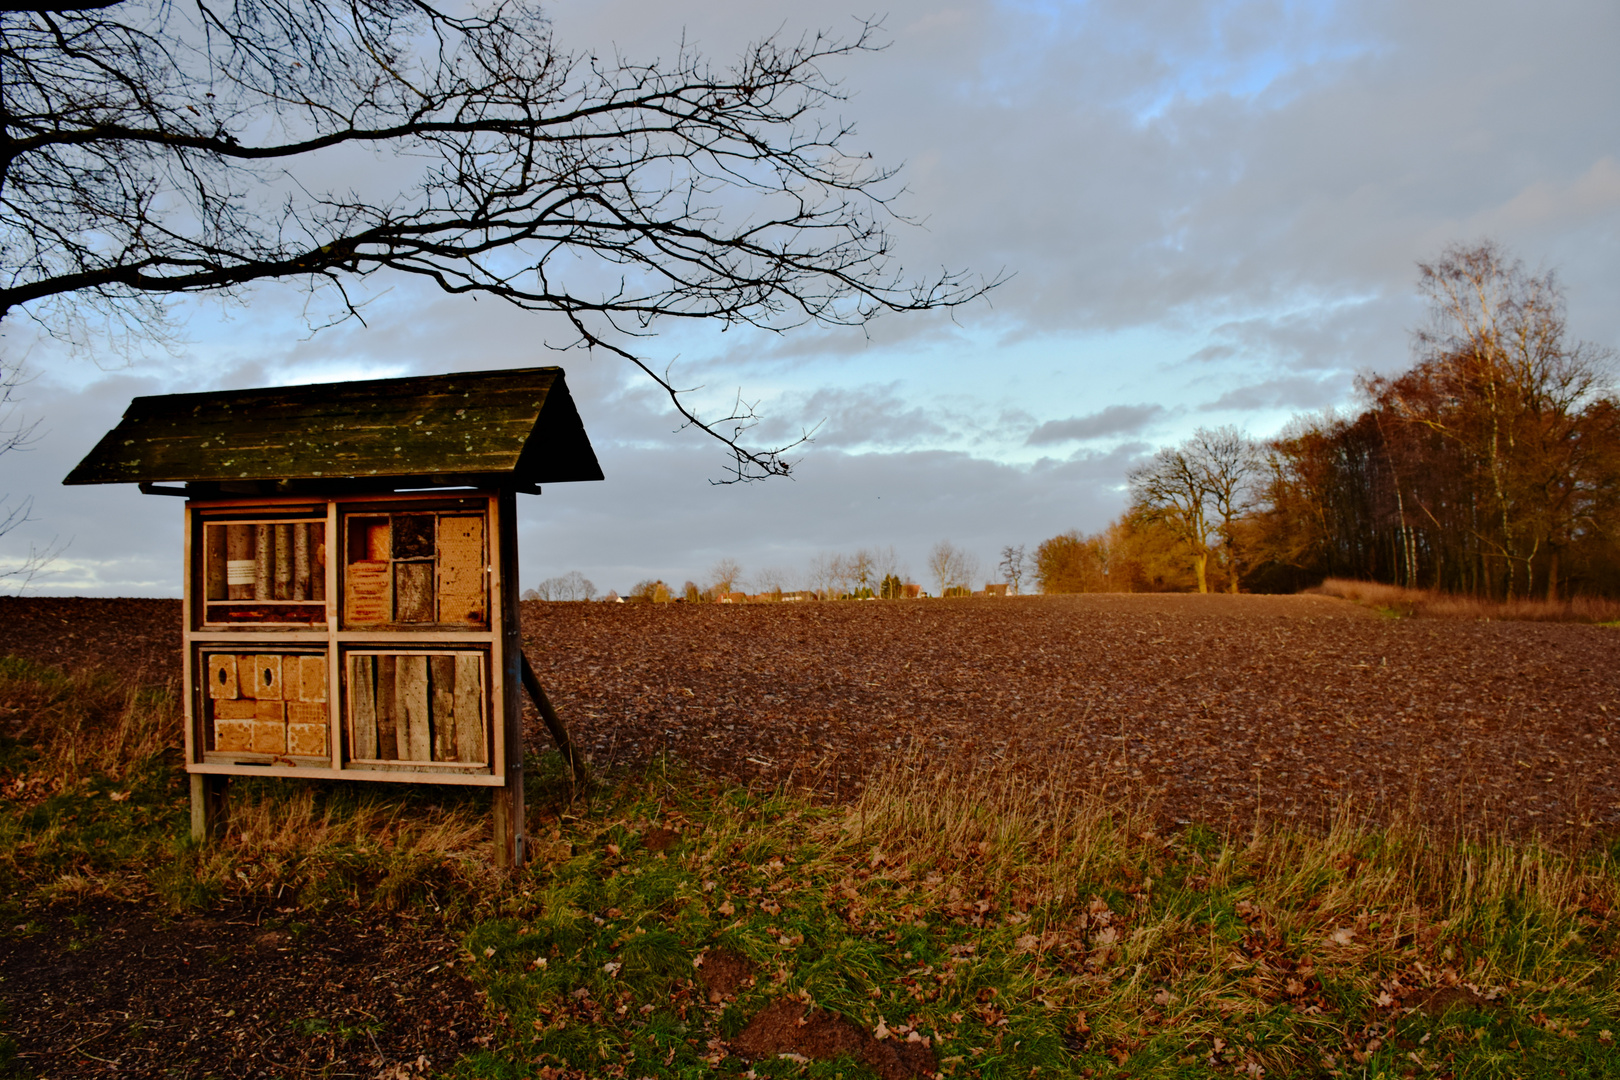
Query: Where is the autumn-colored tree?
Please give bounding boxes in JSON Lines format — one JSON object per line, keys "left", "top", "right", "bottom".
{"left": 1033, "top": 531, "right": 1096, "bottom": 593}
{"left": 1363, "top": 243, "right": 1617, "bottom": 599}
{"left": 1127, "top": 426, "right": 1260, "bottom": 593}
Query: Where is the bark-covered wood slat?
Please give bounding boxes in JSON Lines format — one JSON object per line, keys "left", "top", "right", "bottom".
{"left": 292, "top": 524, "right": 311, "bottom": 600}
{"left": 395, "top": 562, "right": 434, "bottom": 623}
{"left": 454, "top": 654, "right": 484, "bottom": 764}
{"left": 398, "top": 655, "right": 431, "bottom": 761}
{"left": 205, "top": 524, "right": 226, "bottom": 600}
{"left": 351, "top": 655, "right": 378, "bottom": 760}
{"left": 253, "top": 524, "right": 272, "bottom": 600}
{"left": 310, "top": 522, "right": 326, "bottom": 602}
{"left": 375, "top": 655, "right": 399, "bottom": 760}
{"left": 430, "top": 654, "right": 456, "bottom": 761}
{"left": 226, "top": 524, "right": 253, "bottom": 599}
{"left": 274, "top": 523, "right": 293, "bottom": 600}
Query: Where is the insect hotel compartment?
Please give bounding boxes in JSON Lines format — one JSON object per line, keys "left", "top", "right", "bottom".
{"left": 200, "top": 516, "right": 328, "bottom": 624}
{"left": 342, "top": 511, "right": 487, "bottom": 627}
{"left": 205, "top": 652, "right": 329, "bottom": 758}
{"left": 347, "top": 653, "right": 487, "bottom": 767}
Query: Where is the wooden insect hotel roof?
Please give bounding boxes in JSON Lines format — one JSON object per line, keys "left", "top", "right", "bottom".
{"left": 64, "top": 366, "right": 602, "bottom": 493}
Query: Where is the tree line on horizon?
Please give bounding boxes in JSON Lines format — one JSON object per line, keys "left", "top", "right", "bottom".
{"left": 1036, "top": 243, "right": 1620, "bottom": 601}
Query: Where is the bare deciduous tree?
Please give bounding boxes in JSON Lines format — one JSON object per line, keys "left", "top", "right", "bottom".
{"left": 0, "top": 0, "right": 992, "bottom": 479}
{"left": 535, "top": 570, "right": 597, "bottom": 601}
{"left": 927, "top": 539, "right": 978, "bottom": 596}
{"left": 998, "top": 543, "right": 1025, "bottom": 594}
{"left": 708, "top": 557, "right": 742, "bottom": 597}
{"left": 1364, "top": 241, "right": 1616, "bottom": 599}
{"left": 1128, "top": 426, "right": 1259, "bottom": 593}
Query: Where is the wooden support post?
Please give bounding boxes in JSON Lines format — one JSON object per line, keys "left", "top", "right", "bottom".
{"left": 189, "top": 773, "right": 229, "bottom": 843}
{"left": 520, "top": 651, "right": 588, "bottom": 784}
{"left": 493, "top": 489, "right": 526, "bottom": 869}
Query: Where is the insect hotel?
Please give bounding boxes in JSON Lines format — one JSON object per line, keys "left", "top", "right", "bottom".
{"left": 64, "top": 366, "right": 602, "bottom": 866}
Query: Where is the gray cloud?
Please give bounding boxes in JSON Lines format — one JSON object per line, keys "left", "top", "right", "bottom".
{"left": 1027, "top": 404, "right": 1167, "bottom": 444}
{"left": 7, "top": 0, "right": 1620, "bottom": 597}
{"left": 1200, "top": 375, "right": 1348, "bottom": 413}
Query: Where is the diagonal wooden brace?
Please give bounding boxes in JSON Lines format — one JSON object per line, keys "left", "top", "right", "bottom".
{"left": 520, "top": 651, "right": 589, "bottom": 783}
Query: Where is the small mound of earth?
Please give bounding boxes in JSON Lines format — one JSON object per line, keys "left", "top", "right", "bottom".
{"left": 731, "top": 998, "right": 937, "bottom": 1080}
{"left": 697, "top": 947, "right": 755, "bottom": 1002}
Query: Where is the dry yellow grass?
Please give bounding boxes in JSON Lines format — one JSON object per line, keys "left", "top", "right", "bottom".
{"left": 1315, "top": 577, "right": 1620, "bottom": 623}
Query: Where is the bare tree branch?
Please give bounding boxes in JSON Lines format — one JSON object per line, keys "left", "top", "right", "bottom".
{"left": 1, "top": 0, "right": 998, "bottom": 477}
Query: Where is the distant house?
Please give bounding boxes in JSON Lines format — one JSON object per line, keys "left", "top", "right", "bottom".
{"left": 902, "top": 583, "right": 922, "bottom": 599}
{"left": 985, "top": 583, "right": 1010, "bottom": 597}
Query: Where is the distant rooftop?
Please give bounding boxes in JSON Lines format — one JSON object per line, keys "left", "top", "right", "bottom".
{"left": 64, "top": 366, "right": 602, "bottom": 495}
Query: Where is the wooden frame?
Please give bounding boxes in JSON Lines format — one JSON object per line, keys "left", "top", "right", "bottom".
{"left": 182, "top": 488, "right": 527, "bottom": 863}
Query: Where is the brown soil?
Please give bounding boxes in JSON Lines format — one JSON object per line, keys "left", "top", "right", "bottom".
{"left": 0, "top": 896, "right": 495, "bottom": 1078}
{"left": 520, "top": 593, "right": 1620, "bottom": 839}
{"left": 4, "top": 591, "right": 1618, "bottom": 838}
{"left": 731, "top": 997, "right": 938, "bottom": 1079}
{"left": 0, "top": 596, "right": 182, "bottom": 686}
{"left": 696, "top": 947, "right": 755, "bottom": 1002}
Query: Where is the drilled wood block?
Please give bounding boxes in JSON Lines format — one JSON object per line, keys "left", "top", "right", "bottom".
{"left": 215, "top": 718, "right": 254, "bottom": 753}
{"left": 206, "top": 654, "right": 239, "bottom": 699}
{"left": 286, "top": 700, "right": 326, "bottom": 725}
{"left": 252, "top": 699, "right": 286, "bottom": 754}
{"left": 437, "top": 515, "right": 486, "bottom": 624}
{"left": 252, "top": 655, "right": 283, "bottom": 700}
{"left": 281, "top": 654, "right": 303, "bottom": 703}
{"left": 287, "top": 723, "right": 327, "bottom": 757}
{"left": 299, "top": 655, "right": 327, "bottom": 702}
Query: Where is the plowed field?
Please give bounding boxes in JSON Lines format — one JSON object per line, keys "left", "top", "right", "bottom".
{"left": 522, "top": 593, "right": 1620, "bottom": 840}
{"left": 5, "top": 592, "right": 1618, "bottom": 838}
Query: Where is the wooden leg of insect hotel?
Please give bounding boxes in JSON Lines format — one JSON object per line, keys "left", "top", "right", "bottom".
{"left": 189, "top": 774, "right": 230, "bottom": 843}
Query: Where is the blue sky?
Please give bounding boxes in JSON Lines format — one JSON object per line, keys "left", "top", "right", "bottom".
{"left": 4, "top": 0, "right": 1618, "bottom": 597}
